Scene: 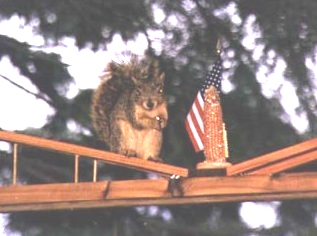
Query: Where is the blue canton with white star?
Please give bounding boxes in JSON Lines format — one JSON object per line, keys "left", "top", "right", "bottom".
{"left": 200, "top": 55, "right": 223, "bottom": 98}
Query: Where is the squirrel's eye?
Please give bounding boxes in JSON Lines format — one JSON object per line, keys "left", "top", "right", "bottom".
{"left": 158, "top": 88, "right": 163, "bottom": 94}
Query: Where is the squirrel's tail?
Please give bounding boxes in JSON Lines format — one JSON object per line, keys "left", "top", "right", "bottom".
{"left": 91, "top": 60, "right": 135, "bottom": 144}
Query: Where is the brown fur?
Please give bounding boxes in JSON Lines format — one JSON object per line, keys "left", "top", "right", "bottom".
{"left": 91, "top": 55, "right": 168, "bottom": 161}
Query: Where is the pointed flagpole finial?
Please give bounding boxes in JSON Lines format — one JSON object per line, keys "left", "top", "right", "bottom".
{"left": 216, "top": 38, "right": 222, "bottom": 55}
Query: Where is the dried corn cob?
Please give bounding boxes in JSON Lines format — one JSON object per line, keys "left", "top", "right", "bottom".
{"left": 203, "top": 86, "right": 228, "bottom": 162}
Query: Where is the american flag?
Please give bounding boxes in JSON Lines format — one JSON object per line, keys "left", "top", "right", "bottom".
{"left": 185, "top": 55, "right": 223, "bottom": 152}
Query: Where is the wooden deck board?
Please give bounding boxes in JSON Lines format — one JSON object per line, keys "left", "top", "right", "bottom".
{"left": 1, "top": 173, "right": 317, "bottom": 212}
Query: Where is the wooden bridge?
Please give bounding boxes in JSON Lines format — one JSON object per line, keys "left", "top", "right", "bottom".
{"left": 0, "top": 130, "right": 317, "bottom": 212}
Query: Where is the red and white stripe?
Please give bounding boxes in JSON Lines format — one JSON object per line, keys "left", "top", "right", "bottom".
{"left": 185, "top": 91, "right": 204, "bottom": 152}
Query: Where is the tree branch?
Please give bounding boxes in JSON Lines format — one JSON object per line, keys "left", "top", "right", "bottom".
{"left": 0, "top": 74, "right": 54, "bottom": 107}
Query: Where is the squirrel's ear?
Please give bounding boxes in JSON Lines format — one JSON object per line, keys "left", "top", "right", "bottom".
{"left": 131, "top": 76, "right": 140, "bottom": 85}
{"left": 158, "top": 72, "right": 165, "bottom": 83}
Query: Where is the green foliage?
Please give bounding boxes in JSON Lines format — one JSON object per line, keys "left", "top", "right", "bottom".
{"left": 0, "top": 35, "right": 71, "bottom": 108}
{"left": 1, "top": 0, "right": 317, "bottom": 235}
{"left": 0, "top": 0, "right": 154, "bottom": 48}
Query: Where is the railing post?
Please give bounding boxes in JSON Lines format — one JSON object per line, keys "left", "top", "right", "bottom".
{"left": 93, "top": 160, "right": 98, "bottom": 182}
{"left": 12, "top": 143, "right": 18, "bottom": 185}
{"left": 74, "top": 155, "right": 79, "bottom": 183}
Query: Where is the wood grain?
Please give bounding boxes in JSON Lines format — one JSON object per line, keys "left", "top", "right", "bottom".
{"left": 227, "top": 138, "right": 317, "bottom": 176}
{"left": 0, "top": 130, "right": 188, "bottom": 177}
{"left": 250, "top": 149, "right": 317, "bottom": 174}
{"left": 1, "top": 173, "right": 317, "bottom": 212}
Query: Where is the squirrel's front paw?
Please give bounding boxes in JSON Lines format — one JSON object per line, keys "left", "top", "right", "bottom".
{"left": 147, "top": 156, "right": 163, "bottom": 162}
{"left": 159, "top": 118, "right": 167, "bottom": 129}
{"left": 119, "top": 148, "right": 137, "bottom": 157}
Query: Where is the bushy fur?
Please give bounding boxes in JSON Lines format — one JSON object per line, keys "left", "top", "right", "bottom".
{"left": 91, "top": 55, "right": 168, "bottom": 161}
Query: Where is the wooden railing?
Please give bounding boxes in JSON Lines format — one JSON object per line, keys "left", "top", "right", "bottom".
{"left": 1, "top": 130, "right": 317, "bottom": 212}
{"left": 227, "top": 138, "right": 317, "bottom": 176}
{"left": 0, "top": 130, "right": 188, "bottom": 184}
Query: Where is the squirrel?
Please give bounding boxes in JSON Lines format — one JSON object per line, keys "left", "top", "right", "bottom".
{"left": 91, "top": 55, "right": 168, "bottom": 162}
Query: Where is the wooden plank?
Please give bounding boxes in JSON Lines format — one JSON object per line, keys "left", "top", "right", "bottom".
{"left": 3, "top": 191, "right": 317, "bottom": 213}
{"left": 227, "top": 138, "right": 317, "bottom": 176}
{"left": 0, "top": 130, "right": 188, "bottom": 177}
{"left": 1, "top": 173, "right": 317, "bottom": 212}
{"left": 250, "top": 149, "right": 317, "bottom": 174}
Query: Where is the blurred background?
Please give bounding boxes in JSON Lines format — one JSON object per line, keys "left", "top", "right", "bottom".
{"left": 0, "top": 0, "right": 317, "bottom": 235}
